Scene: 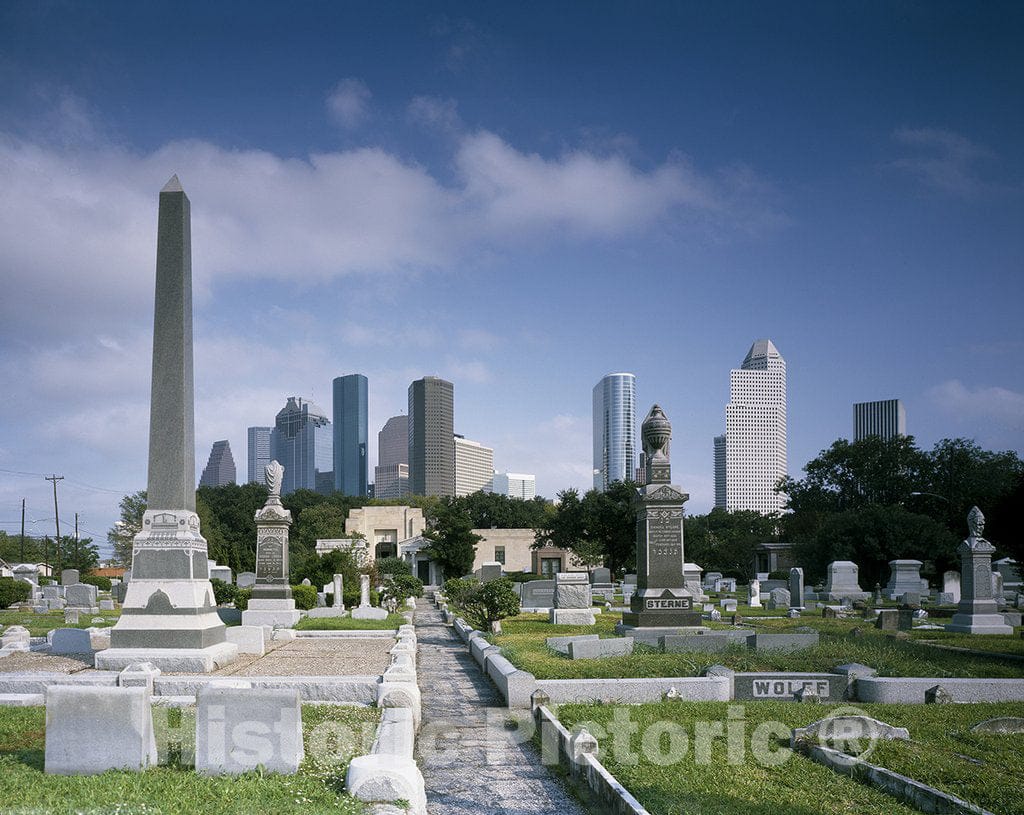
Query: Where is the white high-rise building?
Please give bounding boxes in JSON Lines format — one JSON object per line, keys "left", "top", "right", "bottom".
{"left": 853, "top": 399, "right": 906, "bottom": 441}
{"left": 593, "top": 372, "right": 637, "bottom": 491}
{"left": 489, "top": 472, "right": 536, "bottom": 501}
{"left": 714, "top": 339, "right": 787, "bottom": 515}
{"left": 454, "top": 435, "right": 494, "bottom": 496}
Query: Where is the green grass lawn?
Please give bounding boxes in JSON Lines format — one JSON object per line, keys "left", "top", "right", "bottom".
{"left": 295, "top": 614, "right": 406, "bottom": 631}
{"left": 492, "top": 613, "right": 1024, "bottom": 679}
{"left": 0, "top": 704, "right": 378, "bottom": 814}
{"left": 555, "top": 700, "right": 1024, "bottom": 815}
{"left": 0, "top": 609, "right": 121, "bottom": 637}
{"left": 909, "top": 627, "right": 1024, "bottom": 656}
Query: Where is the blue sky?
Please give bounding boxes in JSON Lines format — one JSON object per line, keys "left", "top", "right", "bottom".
{"left": 1, "top": 2, "right": 1022, "bottom": 558}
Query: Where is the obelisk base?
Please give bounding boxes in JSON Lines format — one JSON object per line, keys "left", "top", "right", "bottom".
{"left": 242, "top": 598, "right": 301, "bottom": 628}
{"left": 95, "top": 642, "right": 238, "bottom": 673}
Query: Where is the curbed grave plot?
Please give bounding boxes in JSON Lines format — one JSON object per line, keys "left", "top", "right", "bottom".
{"left": 0, "top": 703, "right": 379, "bottom": 814}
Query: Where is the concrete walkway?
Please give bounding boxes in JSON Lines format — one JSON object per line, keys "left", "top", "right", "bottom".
{"left": 414, "top": 599, "right": 588, "bottom": 815}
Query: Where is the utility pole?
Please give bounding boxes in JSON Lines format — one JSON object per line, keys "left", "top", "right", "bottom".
{"left": 46, "top": 474, "right": 64, "bottom": 578}
{"left": 20, "top": 498, "right": 25, "bottom": 562}
{"left": 74, "top": 512, "right": 80, "bottom": 567}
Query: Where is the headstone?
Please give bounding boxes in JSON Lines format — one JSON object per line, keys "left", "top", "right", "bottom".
{"left": 733, "top": 673, "right": 847, "bottom": 701}
{"left": 209, "top": 563, "right": 232, "bottom": 584}
{"left": 236, "top": 571, "right": 256, "bottom": 589}
{"left": 873, "top": 583, "right": 882, "bottom": 603}
{"left": 196, "top": 686, "right": 303, "bottom": 774}
{"left": 545, "top": 634, "right": 599, "bottom": 655}
{"left": 301, "top": 578, "right": 311, "bottom": 586}
{"left": 352, "top": 574, "right": 388, "bottom": 620}
{"left": 714, "top": 577, "right": 737, "bottom": 593}
{"left": 98, "top": 177, "right": 236, "bottom": 673}
{"left": 994, "top": 558, "right": 1021, "bottom": 590}
{"left": 118, "top": 662, "right": 161, "bottom": 695}
{"left": 241, "top": 461, "right": 302, "bottom": 629}
{"left": 884, "top": 560, "right": 924, "bottom": 600}
{"left": 42, "top": 585, "right": 62, "bottom": 600}
{"left": 936, "top": 592, "right": 955, "bottom": 605}
{"left": 479, "top": 562, "right": 502, "bottom": 583}
{"left": 824, "top": 561, "right": 869, "bottom": 602}
{"left": 683, "top": 564, "right": 704, "bottom": 598}
{"left": 333, "top": 574, "right": 344, "bottom": 609}
{"left": 61, "top": 569, "right": 80, "bottom": 586}
{"left": 44, "top": 685, "right": 157, "bottom": 774}
{"left": 788, "top": 568, "right": 805, "bottom": 609}
{"left": 590, "top": 567, "right": 612, "bottom": 584}
{"left": 14, "top": 564, "right": 39, "bottom": 585}
{"left": 703, "top": 572, "right": 723, "bottom": 590}
{"left": 99, "top": 599, "right": 115, "bottom": 611}
{"left": 750, "top": 631, "right": 819, "bottom": 652}
{"left": 549, "top": 572, "right": 596, "bottom": 625}
{"left": 521, "top": 579, "right": 555, "bottom": 609}
{"left": 225, "top": 625, "right": 267, "bottom": 655}
{"left": 992, "top": 572, "right": 1005, "bottom": 607}
{"left": 875, "top": 610, "right": 899, "bottom": 631}
{"left": 748, "top": 579, "right": 762, "bottom": 608}
{"left": 1, "top": 625, "right": 30, "bottom": 648}
{"left": 65, "top": 584, "right": 98, "bottom": 610}
{"left": 720, "top": 598, "right": 737, "bottom": 612}
{"left": 900, "top": 592, "right": 921, "bottom": 609}
{"left": 943, "top": 571, "right": 961, "bottom": 604}
{"left": 567, "top": 637, "right": 634, "bottom": 659}
{"left": 767, "top": 588, "right": 791, "bottom": 610}
{"left": 64, "top": 608, "right": 80, "bottom": 624}
{"left": 946, "top": 508, "right": 1013, "bottom": 634}
{"left": 620, "top": 406, "right": 699, "bottom": 631}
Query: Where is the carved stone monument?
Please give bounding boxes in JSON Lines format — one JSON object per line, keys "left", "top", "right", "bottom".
{"left": 97, "top": 177, "right": 237, "bottom": 672}
{"left": 242, "top": 461, "right": 301, "bottom": 628}
{"left": 351, "top": 574, "right": 388, "bottom": 620}
{"left": 618, "top": 405, "right": 701, "bottom": 636}
{"left": 946, "top": 507, "right": 1013, "bottom": 635}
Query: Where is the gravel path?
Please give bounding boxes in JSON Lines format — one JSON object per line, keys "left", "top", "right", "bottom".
{"left": 217, "top": 636, "right": 392, "bottom": 676}
{"left": 414, "top": 599, "right": 588, "bottom": 815}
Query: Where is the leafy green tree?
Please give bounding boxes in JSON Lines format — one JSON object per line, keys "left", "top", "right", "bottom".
{"left": 196, "top": 482, "right": 270, "bottom": 572}
{"left": 375, "top": 556, "right": 412, "bottom": 576}
{"left": 294, "top": 503, "right": 346, "bottom": 553}
{"left": 460, "top": 578, "right": 521, "bottom": 630}
{"left": 685, "top": 509, "right": 778, "bottom": 578}
{"left": 107, "top": 490, "right": 146, "bottom": 566}
{"left": 424, "top": 499, "right": 480, "bottom": 579}
{"left": 55, "top": 535, "right": 100, "bottom": 573}
{"left": 534, "top": 483, "right": 638, "bottom": 574}
{"left": 379, "top": 573, "right": 424, "bottom": 607}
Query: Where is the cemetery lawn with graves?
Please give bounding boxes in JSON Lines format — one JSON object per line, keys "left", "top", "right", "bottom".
{"left": 491, "top": 612, "right": 1024, "bottom": 679}
{"left": 0, "top": 608, "right": 120, "bottom": 637}
{"left": 0, "top": 703, "right": 379, "bottom": 814}
{"left": 554, "top": 700, "right": 1024, "bottom": 815}
{"left": 295, "top": 613, "right": 408, "bottom": 631}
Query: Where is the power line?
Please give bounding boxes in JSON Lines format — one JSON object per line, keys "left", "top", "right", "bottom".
{"left": 45, "top": 474, "right": 64, "bottom": 575}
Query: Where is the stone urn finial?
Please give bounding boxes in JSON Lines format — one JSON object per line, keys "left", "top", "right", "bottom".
{"left": 642, "top": 405, "right": 672, "bottom": 461}
{"left": 967, "top": 506, "right": 985, "bottom": 539}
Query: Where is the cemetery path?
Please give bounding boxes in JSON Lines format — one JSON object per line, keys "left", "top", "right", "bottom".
{"left": 414, "top": 599, "right": 588, "bottom": 815}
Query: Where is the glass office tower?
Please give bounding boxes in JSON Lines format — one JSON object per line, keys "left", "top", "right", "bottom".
{"left": 592, "top": 372, "right": 637, "bottom": 491}
{"left": 332, "top": 374, "right": 368, "bottom": 496}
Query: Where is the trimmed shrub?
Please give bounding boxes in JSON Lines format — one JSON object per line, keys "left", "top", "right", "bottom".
{"left": 290, "top": 584, "right": 318, "bottom": 610}
{"left": 81, "top": 575, "right": 112, "bottom": 592}
{"left": 0, "top": 578, "right": 32, "bottom": 609}
{"left": 442, "top": 577, "right": 479, "bottom": 606}
{"left": 504, "top": 572, "right": 551, "bottom": 583}
{"left": 234, "top": 588, "right": 251, "bottom": 611}
{"left": 375, "top": 556, "right": 412, "bottom": 577}
{"left": 461, "top": 578, "right": 520, "bottom": 630}
{"left": 210, "top": 578, "right": 237, "bottom": 606}
{"left": 380, "top": 573, "right": 423, "bottom": 607}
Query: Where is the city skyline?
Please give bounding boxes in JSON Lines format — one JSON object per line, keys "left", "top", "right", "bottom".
{"left": 1, "top": 4, "right": 1021, "bottom": 556}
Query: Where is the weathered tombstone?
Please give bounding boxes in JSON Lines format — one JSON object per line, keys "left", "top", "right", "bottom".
{"left": 992, "top": 572, "right": 1005, "bottom": 608}
{"left": 900, "top": 591, "right": 921, "bottom": 608}
{"left": 521, "top": 579, "right": 555, "bottom": 609}
{"left": 619, "top": 406, "right": 699, "bottom": 634}
{"left": 333, "top": 573, "right": 344, "bottom": 610}
{"left": 683, "top": 563, "right": 704, "bottom": 598}
{"left": 568, "top": 637, "right": 634, "bottom": 659}
{"left": 236, "top": 571, "right": 256, "bottom": 589}
{"left": 65, "top": 584, "right": 98, "bottom": 611}
{"left": 873, "top": 583, "right": 882, "bottom": 603}
{"left": 703, "top": 572, "right": 723, "bottom": 590}
{"left": 112, "top": 582, "right": 129, "bottom": 604}
{"left": 44, "top": 686, "right": 157, "bottom": 774}
{"left": 64, "top": 608, "right": 80, "bottom": 624}
{"left": 14, "top": 564, "right": 39, "bottom": 586}
{"left": 788, "top": 568, "right": 805, "bottom": 609}
{"left": 767, "top": 588, "right": 790, "bottom": 610}
{"left": 875, "top": 609, "right": 899, "bottom": 631}
{"left": 995, "top": 558, "right": 1021, "bottom": 591}
{"left": 61, "top": 569, "right": 80, "bottom": 586}
{"left": 590, "top": 567, "right": 612, "bottom": 584}
{"left": 99, "top": 599, "right": 116, "bottom": 612}
{"left": 943, "top": 571, "right": 961, "bottom": 604}
{"left": 947, "top": 508, "right": 1013, "bottom": 634}
{"left": 50, "top": 628, "right": 93, "bottom": 655}
{"left": 549, "top": 572, "right": 596, "bottom": 625}
{"left": 748, "top": 579, "right": 762, "bottom": 608}
{"left": 97, "top": 177, "right": 237, "bottom": 673}
{"left": 884, "top": 560, "right": 923, "bottom": 600}
{"left": 208, "top": 563, "right": 232, "bottom": 584}
{"left": 824, "top": 561, "right": 869, "bottom": 602}
{"left": 478, "top": 562, "right": 502, "bottom": 583}
{"left": 241, "top": 461, "right": 301, "bottom": 629}
{"left": 897, "top": 609, "right": 915, "bottom": 630}
{"left": 1, "top": 625, "right": 30, "bottom": 648}
{"left": 196, "top": 686, "right": 303, "bottom": 774}
{"left": 352, "top": 574, "right": 388, "bottom": 620}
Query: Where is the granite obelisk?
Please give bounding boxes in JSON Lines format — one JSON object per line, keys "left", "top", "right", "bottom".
{"left": 945, "top": 507, "right": 1012, "bottom": 635}
{"left": 98, "top": 176, "right": 238, "bottom": 671}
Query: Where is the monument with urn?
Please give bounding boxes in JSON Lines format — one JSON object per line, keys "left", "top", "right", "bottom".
{"left": 617, "top": 405, "right": 703, "bottom": 638}
{"left": 946, "top": 507, "right": 1013, "bottom": 635}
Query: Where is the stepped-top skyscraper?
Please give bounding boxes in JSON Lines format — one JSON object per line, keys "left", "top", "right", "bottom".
{"left": 375, "top": 414, "right": 409, "bottom": 499}
{"left": 853, "top": 399, "right": 906, "bottom": 441}
{"left": 271, "top": 396, "right": 333, "bottom": 495}
{"left": 714, "top": 339, "right": 787, "bottom": 515}
{"left": 408, "top": 376, "right": 454, "bottom": 497}
{"left": 592, "top": 372, "right": 637, "bottom": 491}
{"left": 199, "top": 440, "right": 236, "bottom": 487}
{"left": 332, "top": 374, "right": 368, "bottom": 496}
{"left": 247, "top": 426, "right": 272, "bottom": 484}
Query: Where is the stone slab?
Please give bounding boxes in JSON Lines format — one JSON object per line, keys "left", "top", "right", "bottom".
{"left": 351, "top": 606, "right": 389, "bottom": 621}
{"left": 535, "top": 675, "right": 731, "bottom": 704}
{"left": 567, "top": 637, "right": 634, "bottom": 659}
{"left": 50, "top": 628, "right": 93, "bottom": 655}
{"left": 855, "top": 677, "right": 1024, "bottom": 704}
{"left": 662, "top": 631, "right": 753, "bottom": 653}
{"left": 545, "top": 634, "right": 599, "bottom": 655}
{"left": 94, "top": 642, "right": 238, "bottom": 673}
{"left": 548, "top": 608, "right": 596, "bottom": 625}
{"left": 44, "top": 685, "right": 157, "bottom": 774}
{"left": 225, "top": 625, "right": 266, "bottom": 655}
{"left": 196, "top": 686, "right": 303, "bottom": 775}
{"left": 750, "top": 632, "right": 820, "bottom": 652}
{"left": 734, "top": 672, "right": 849, "bottom": 701}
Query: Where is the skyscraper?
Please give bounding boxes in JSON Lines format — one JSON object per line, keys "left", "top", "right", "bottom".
{"left": 408, "top": 376, "right": 454, "bottom": 497}
{"left": 489, "top": 472, "right": 537, "bottom": 500}
{"left": 853, "top": 399, "right": 906, "bottom": 441}
{"left": 592, "top": 372, "right": 637, "bottom": 491}
{"left": 714, "top": 339, "right": 787, "bottom": 515}
{"left": 332, "top": 374, "right": 368, "bottom": 496}
{"left": 199, "top": 440, "right": 236, "bottom": 487}
{"left": 271, "top": 396, "right": 332, "bottom": 495}
{"left": 247, "top": 426, "right": 272, "bottom": 484}
{"left": 454, "top": 435, "right": 494, "bottom": 496}
{"left": 374, "top": 415, "right": 409, "bottom": 499}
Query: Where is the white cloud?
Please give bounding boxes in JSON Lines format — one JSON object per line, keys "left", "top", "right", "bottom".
{"left": 926, "top": 380, "right": 1024, "bottom": 431}
{"left": 891, "top": 127, "right": 996, "bottom": 199}
{"left": 407, "top": 96, "right": 462, "bottom": 133}
{"left": 326, "top": 78, "right": 372, "bottom": 130}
